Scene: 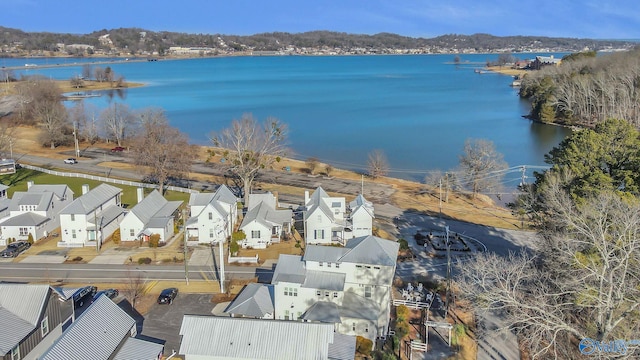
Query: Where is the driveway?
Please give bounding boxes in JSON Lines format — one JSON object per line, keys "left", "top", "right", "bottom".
{"left": 141, "top": 293, "right": 216, "bottom": 356}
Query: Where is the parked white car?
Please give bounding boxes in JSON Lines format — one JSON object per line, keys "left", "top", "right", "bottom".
{"left": 64, "top": 158, "right": 78, "bottom": 164}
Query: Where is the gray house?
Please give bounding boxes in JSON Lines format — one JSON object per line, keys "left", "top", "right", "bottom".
{"left": 0, "top": 284, "right": 68, "bottom": 360}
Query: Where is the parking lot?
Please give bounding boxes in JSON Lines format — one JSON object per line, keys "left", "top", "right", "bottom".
{"left": 140, "top": 293, "right": 217, "bottom": 356}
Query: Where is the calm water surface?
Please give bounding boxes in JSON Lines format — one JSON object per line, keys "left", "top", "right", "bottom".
{"left": 8, "top": 55, "right": 571, "bottom": 183}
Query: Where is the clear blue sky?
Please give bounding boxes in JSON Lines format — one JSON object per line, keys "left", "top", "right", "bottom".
{"left": 2, "top": 0, "right": 639, "bottom": 39}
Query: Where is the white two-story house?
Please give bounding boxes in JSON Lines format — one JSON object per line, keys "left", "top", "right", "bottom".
{"left": 119, "top": 189, "right": 182, "bottom": 243}
{"left": 303, "top": 187, "right": 374, "bottom": 245}
{"left": 58, "top": 184, "right": 124, "bottom": 247}
{"left": 239, "top": 192, "right": 292, "bottom": 249}
{"left": 0, "top": 182, "right": 73, "bottom": 245}
{"left": 269, "top": 235, "right": 399, "bottom": 342}
{"left": 185, "top": 185, "right": 238, "bottom": 244}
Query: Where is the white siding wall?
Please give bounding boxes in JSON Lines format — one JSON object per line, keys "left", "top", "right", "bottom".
{"left": 240, "top": 221, "right": 270, "bottom": 248}
{"left": 351, "top": 209, "right": 373, "bottom": 238}
{"left": 60, "top": 213, "right": 89, "bottom": 245}
{"left": 119, "top": 214, "right": 144, "bottom": 242}
{"left": 305, "top": 210, "right": 333, "bottom": 245}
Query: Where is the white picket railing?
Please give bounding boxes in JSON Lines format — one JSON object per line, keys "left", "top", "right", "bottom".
{"left": 392, "top": 298, "right": 431, "bottom": 310}
{"left": 20, "top": 164, "right": 199, "bottom": 194}
{"left": 228, "top": 254, "right": 259, "bottom": 264}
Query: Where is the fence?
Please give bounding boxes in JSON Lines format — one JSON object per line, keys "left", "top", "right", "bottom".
{"left": 20, "top": 164, "right": 199, "bottom": 194}
{"left": 228, "top": 254, "right": 259, "bottom": 264}
{"left": 392, "top": 298, "right": 432, "bottom": 310}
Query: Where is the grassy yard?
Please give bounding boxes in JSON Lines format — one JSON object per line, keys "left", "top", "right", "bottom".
{"left": 0, "top": 168, "right": 190, "bottom": 207}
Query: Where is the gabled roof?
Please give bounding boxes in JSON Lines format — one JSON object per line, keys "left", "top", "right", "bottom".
{"left": 240, "top": 201, "right": 292, "bottom": 230}
{"left": 328, "top": 333, "right": 356, "bottom": 360}
{"left": 188, "top": 192, "right": 214, "bottom": 208}
{"left": 0, "top": 184, "right": 8, "bottom": 192}
{"left": 340, "top": 235, "right": 399, "bottom": 266}
{"left": 224, "top": 283, "right": 274, "bottom": 318}
{"left": 129, "top": 190, "right": 182, "bottom": 229}
{"left": 302, "top": 301, "right": 341, "bottom": 323}
{"left": 0, "top": 284, "right": 50, "bottom": 356}
{"left": 0, "top": 211, "right": 49, "bottom": 226}
{"left": 28, "top": 184, "right": 73, "bottom": 200}
{"left": 130, "top": 190, "right": 168, "bottom": 225}
{"left": 247, "top": 192, "right": 276, "bottom": 210}
{"left": 271, "top": 254, "right": 306, "bottom": 284}
{"left": 179, "top": 315, "right": 335, "bottom": 360}
{"left": 41, "top": 295, "right": 135, "bottom": 360}
{"left": 302, "top": 270, "right": 345, "bottom": 291}
{"left": 304, "top": 236, "right": 398, "bottom": 267}
{"left": 87, "top": 205, "right": 125, "bottom": 229}
{"left": 60, "top": 184, "right": 122, "bottom": 215}
{"left": 308, "top": 186, "right": 330, "bottom": 206}
{"left": 349, "top": 194, "right": 374, "bottom": 218}
{"left": 113, "top": 337, "right": 164, "bottom": 360}
{"left": 213, "top": 184, "right": 238, "bottom": 205}
{"left": 0, "top": 198, "right": 10, "bottom": 213}
{"left": 8, "top": 191, "right": 54, "bottom": 212}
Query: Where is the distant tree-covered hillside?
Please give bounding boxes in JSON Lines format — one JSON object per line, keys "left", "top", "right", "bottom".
{"left": 0, "top": 26, "right": 635, "bottom": 54}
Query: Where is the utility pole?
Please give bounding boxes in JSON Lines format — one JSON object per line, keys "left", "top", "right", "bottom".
{"left": 183, "top": 207, "right": 189, "bottom": 285}
{"left": 438, "top": 178, "right": 443, "bottom": 218}
{"left": 73, "top": 121, "right": 80, "bottom": 158}
{"left": 520, "top": 165, "right": 527, "bottom": 187}
{"left": 444, "top": 225, "right": 451, "bottom": 316}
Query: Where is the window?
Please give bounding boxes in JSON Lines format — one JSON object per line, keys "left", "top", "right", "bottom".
{"left": 72, "top": 229, "right": 77, "bottom": 239}
{"left": 251, "top": 230, "right": 260, "bottom": 239}
{"left": 316, "top": 290, "right": 321, "bottom": 296}
{"left": 333, "top": 292, "right": 338, "bottom": 298}
{"left": 19, "top": 227, "right": 28, "bottom": 236}
{"left": 284, "top": 310, "right": 290, "bottom": 320}
{"left": 325, "top": 291, "right": 330, "bottom": 297}
{"left": 208, "top": 212, "right": 213, "bottom": 220}
{"left": 314, "top": 230, "right": 324, "bottom": 239}
{"left": 11, "top": 345, "right": 20, "bottom": 360}
{"left": 335, "top": 263, "right": 340, "bottom": 268}
{"left": 327, "top": 262, "right": 332, "bottom": 268}
{"left": 365, "top": 325, "right": 369, "bottom": 333}
{"left": 352, "top": 323, "right": 356, "bottom": 331}
{"left": 70, "top": 214, "right": 75, "bottom": 221}
{"left": 319, "top": 262, "right": 323, "bottom": 267}
{"left": 130, "top": 229, "right": 135, "bottom": 237}
{"left": 292, "top": 287, "right": 298, "bottom": 296}
{"left": 365, "top": 286, "right": 372, "bottom": 298}
{"left": 374, "top": 266, "right": 381, "bottom": 270}
{"left": 210, "top": 228, "right": 214, "bottom": 238}
{"left": 331, "top": 202, "right": 341, "bottom": 208}
{"left": 41, "top": 316, "right": 49, "bottom": 336}
{"left": 356, "top": 265, "right": 363, "bottom": 269}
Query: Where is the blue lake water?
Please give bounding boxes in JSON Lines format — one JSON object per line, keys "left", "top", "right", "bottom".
{"left": 6, "top": 55, "right": 571, "bottom": 184}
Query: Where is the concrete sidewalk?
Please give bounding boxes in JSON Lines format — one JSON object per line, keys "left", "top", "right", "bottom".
{"left": 20, "top": 255, "right": 67, "bottom": 264}
{"left": 89, "top": 250, "right": 131, "bottom": 265}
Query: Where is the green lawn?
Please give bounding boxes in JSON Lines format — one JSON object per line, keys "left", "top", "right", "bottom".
{"left": 0, "top": 168, "right": 190, "bottom": 207}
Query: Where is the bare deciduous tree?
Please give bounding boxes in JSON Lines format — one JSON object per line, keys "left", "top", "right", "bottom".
{"left": 0, "top": 123, "right": 16, "bottom": 158}
{"left": 16, "top": 78, "right": 69, "bottom": 149}
{"left": 210, "top": 113, "right": 288, "bottom": 204}
{"left": 69, "top": 101, "right": 100, "bottom": 144}
{"left": 82, "top": 64, "right": 92, "bottom": 80}
{"left": 458, "top": 138, "right": 507, "bottom": 197}
{"left": 367, "top": 149, "right": 389, "bottom": 179}
{"left": 131, "top": 108, "right": 197, "bottom": 194}
{"left": 101, "top": 103, "right": 134, "bottom": 146}
{"left": 457, "top": 188, "right": 640, "bottom": 358}
{"left": 122, "top": 269, "right": 147, "bottom": 310}
{"left": 306, "top": 157, "right": 320, "bottom": 175}
{"left": 34, "top": 100, "right": 68, "bottom": 149}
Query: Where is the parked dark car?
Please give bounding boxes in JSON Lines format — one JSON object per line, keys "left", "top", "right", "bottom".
{"left": 93, "top": 288, "right": 119, "bottom": 302}
{"left": 73, "top": 286, "right": 97, "bottom": 307}
{"left": 0, "top": 241, "right": 31, "bottom": 258}
{"left": 110, "top": 146, "right": 125, "bottom": 152}
{"left": 157, "top": 288, "right": 178, "bottom": 304}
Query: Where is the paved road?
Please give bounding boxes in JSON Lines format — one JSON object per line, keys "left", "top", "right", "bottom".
{"left": 0, "top": 262, "right": 273, "bottom": 283}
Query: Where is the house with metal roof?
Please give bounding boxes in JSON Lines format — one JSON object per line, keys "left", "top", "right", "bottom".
{"left": 303, "top": 187, "right": 374, "bottom": 245}
{"left": 40, "top": 295, "right": 164, "bottom": 360}
{"left": 0, "top": 184, "right": 8, "bottom": 200}
{"left": 224, "top": 283, "right": 275, "bottom": 319}
{"left": 186, "top": 185, "right": 238, "bottom": 244}
{"left": 0, "top": 284, "right": 69, "bottom": 360}
{"left": 179, "top": 315, "right": 355, "bottom": 360}
{"left": 0, "top": 182, "right": 73, "bottom": 245}
{"left": 119, "top": 189, "right": 182, "bottom": 243}
{"left": 239, "top": 193, "right": 292, "bottom": 249}
{"left": 58, "top": 184, "right": 124, "bottom": 248}
{"left": 269, "top": 235, "right": 399, "bottom": 342}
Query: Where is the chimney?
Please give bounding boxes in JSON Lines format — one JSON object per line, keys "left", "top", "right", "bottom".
{"left": 304, "top": 191, "right": 309, "bottom": 206}
{"left": 137, "top": 188, "right": 144, "bottom": 203}
{"left": 27, "top": 181, "right": 34, "bottom": 190}
{"left": 82, "top": 184, "right": 90, "bottom": 195}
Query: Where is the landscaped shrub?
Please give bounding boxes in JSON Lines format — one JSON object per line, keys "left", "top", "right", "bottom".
{"left": 111, "top": 228, "right": 121, "bottom": 244}
{"left": 395, "top": 320, "right": 410, "bottom": 340}
{"left": 72, "top": 256, "right": 83, "bottom": 262}
{"left": 137, "top": 257, "right": 152, "bottom": 265}
{"left": 355, "top": 336, "right": 373, "bottom": 356}
{"left": 396, "top": 304, "right": 409, "bottom": 322}
{"left": 397, "top": 238, "right": 409, "bottom": 250}
{"left": 229, "top": 239, "right": 239, "bottom": 256}
{"left": 231, "top": 230, "right": 246, "bottom": 241}
{"left": 27, "top": 233, "right": 34, "bottom": 245}
{"left": 149, "top": 234, "right": 161, "bottom": 248}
